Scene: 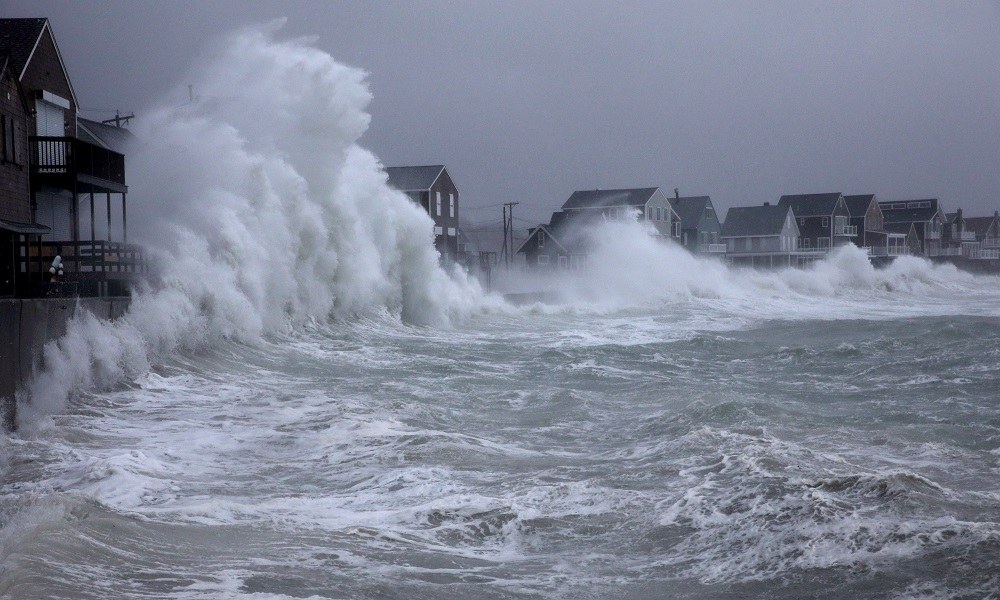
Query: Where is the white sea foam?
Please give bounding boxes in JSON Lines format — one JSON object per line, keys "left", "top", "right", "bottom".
{"left": 19, "top": 22, "right": 493, "bottom": 427}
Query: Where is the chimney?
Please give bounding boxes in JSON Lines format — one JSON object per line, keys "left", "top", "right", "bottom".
{"left": 674, "top": 187, "right": 680, "bottom": 200}
{"left": 994, "top": 211, "right": 998, "bottom": 218}
{"left": 763, "top": 202, "right": 770, "bottom": 206}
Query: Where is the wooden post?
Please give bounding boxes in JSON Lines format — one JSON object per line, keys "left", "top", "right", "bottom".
{"left": 106, "top": 193, "right": 112, "bottom": 242}
{"left": 122, "top": 192, "right": 127, "bottom": 245}
{"left": 73, "top": 183, "right": 80, "bottom": 277}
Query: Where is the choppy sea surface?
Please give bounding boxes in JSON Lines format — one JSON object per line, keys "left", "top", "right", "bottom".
{"left": 2, "top": 22, "right": 999, "bottom": 599}
{"left": 1, "top": 300, "right": 998, "bottom": 599}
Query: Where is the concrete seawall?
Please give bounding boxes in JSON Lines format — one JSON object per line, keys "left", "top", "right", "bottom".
{"left": 1, "top": 297, "right": 130, "bottom": 429}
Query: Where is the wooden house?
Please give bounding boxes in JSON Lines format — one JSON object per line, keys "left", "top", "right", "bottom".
{"left": 560, "top": 187, "right": 681, "bottom": 240}
{"left": 516, "top": 211, "right": 590, "bottom": 271}
{"left": 777, "top": 193, "right": 854, "bottom": 251}
{"left": 1, "top": 17, "right": 140, "bottom": 297}
{"left": 878, "top": 199, "right": 945, "bottom": 256}
{"left": 720, "top": 203, "right": 804, "bottom": 267}
{"left": 385, "top": 165, "right": 459, "bottom": 263}
{"left": 669, "top": 194, "right": 724, "bottom": 254}
{"left": 0, "top": 54, "right": 34, "bottom": 297}
{"left": 843, "top": 194, "right": 885, "bottom": 247}
{"left": 964, "top": 212, "right": 1000, "bottom": 258}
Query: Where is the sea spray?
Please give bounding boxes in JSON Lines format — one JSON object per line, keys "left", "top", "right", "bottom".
{"left": 19, "top": 22, "right": 490, "bottom": 428}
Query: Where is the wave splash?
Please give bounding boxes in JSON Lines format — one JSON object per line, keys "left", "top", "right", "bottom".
{"left": 21, "top": 21, "right": 490, "bottom": 427}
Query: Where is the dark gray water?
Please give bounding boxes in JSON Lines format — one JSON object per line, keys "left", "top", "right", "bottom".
{"left": 1, "top": 307, "right": 998, "bottom": 599}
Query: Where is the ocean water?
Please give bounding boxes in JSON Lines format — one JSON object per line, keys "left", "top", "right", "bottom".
{"left": 1, "top": 22, "right": 998, "bottom": 599}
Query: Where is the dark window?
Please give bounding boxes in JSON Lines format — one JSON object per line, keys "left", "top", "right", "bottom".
{"left": 822, "top": 217, "right": 829, "bottom": 227}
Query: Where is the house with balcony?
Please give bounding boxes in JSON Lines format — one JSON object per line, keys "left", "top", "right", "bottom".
{"left": 560, "top": 187, "right": 682, "bottom": 240}
{"left": 1, "top": 17, "right": 142, "bottom": 298}
{"left": 843, "top": 193, "right": 908, "bottom": 258}
{"left": 669, "top": 193, "right": 724, "bottom": 254}
{"left": 720, "top": 203, "right": 806, "bottom": 268}
{"left": 385, "top": 165, "right": 459, "bottom": 263}
{"left": 777, "top": 193, "right": 854, "bottom": 253}
{"left": 965, "top": 212, "right": 1000, "bottom": 260}
{"left": 878, "top": 199, "right": 945, "bottom": 257}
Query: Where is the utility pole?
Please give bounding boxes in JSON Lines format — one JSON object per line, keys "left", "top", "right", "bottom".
{"left": 501, "top": 202, "right": 518, "bottom": 268}
{"left": 101, "top": 110, "right": 134, "bottom": 128}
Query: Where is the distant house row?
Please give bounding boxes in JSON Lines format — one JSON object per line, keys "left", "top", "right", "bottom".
{"left": 721, "top": 194, "right": 1000, "bottom": 268}
{"left": 513, "top": 188, "right": 724, "bottom": 269}
{"left": 506, "top": 186, "right": 1000, "bottom": 271}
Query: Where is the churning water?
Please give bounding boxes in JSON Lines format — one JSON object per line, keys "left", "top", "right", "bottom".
{"left": 1, "top": 23, "right": 998, "bottom": 599}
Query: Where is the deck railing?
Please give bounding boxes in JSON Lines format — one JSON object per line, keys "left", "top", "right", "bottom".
{"left": 29, "top": 136, "right": 126, "bottom": 185}
{"left": 928, "top": 247, "right": 962, "bottom": 257}
{"left": 925, "top": 230, "right": 942, "bottom": 240}
{"left": 706, "top": 244, "right": 727, "bottom": 253}
{"left": 834, "top": 225, "right": 858, "bottom": 236}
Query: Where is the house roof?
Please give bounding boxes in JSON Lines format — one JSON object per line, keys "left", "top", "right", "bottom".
{"left": 78, "top": 117, "right": 134, "bottom": 154}
{"left": 843, "top": 194, "right": 876, "bottom": 217}
{"left": 964, "top": 216, "right": 998, "bottom": 237}
{"left": 561, "top": 188, "right": 659, "bottom": 210}
{"left": 669, "top": 196, "right": 712, "bottom": 227}
{"left": 777, "top": 193, "right": 843, "bottom": 216}
{"left": 721, "top": 205, "right": 791, "bottom": 237}
{"left": 384, "top": 165, "right": 444, "bottom": 191}
{"left": 0, "top": 18, "right": 46, "bottom": 79}
{"left": 0, "top": 18, "right": 79, "bottom": 106}
{"left": 879, "top": 200, "right": 940, "bottom": 224}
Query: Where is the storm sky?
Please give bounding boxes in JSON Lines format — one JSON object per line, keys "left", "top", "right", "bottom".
{"left": 8, "top": 1, "right": 1000, "bottom": 228}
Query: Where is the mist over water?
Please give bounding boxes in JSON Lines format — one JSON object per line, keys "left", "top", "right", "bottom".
{"left": 2, "top": 23, "right": 999, "bottom": 599}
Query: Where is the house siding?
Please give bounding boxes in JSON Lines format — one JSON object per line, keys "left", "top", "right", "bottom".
{"left": 0, "top": 70, "right": 30, "bottom": 223}
{"left": 20, "top": 26, "right": 77, "bottom": 137}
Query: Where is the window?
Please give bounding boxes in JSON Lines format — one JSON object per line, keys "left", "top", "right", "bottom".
{"left": 449, "top": 194, "right": 455, "bottom": 218}
{"left": 447, "top": 227, "right": 456, "bottom": 236}
{"left": 647, "top": 207, "right": 653, "bottom": 220}
{"left": 656, "top": 207, "right": 662, "bottom": 221}
{"left": 822, "top": 217, "right": 829, "bottom": 227}
{"left": 537, "top": 255, "right": 550, "bottom": 265}
{"left": 436, "top": 192, "right": 442, "bottom": 216}
{"left": 672, "top": 221, "right": 681, "bottom": 237}
{"left": 558, "top": 256, "right": 568, "bottom": 269}
{"left": 538, "top": 231, "right": 545, "bottom": 248}
{"left": 1, "top": 115, "right": 16, "bottom": 165}
{"left": 800, "top": 218, "right": 806, "bottom": 225}
{"left": 434, "top": 226, "right": 443, "bottom": 235}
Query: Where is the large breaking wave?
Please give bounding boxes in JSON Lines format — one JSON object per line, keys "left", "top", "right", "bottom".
{"left": 20, "top": 22, "right": 492, "bottom": 427}
{"left": 18, "top": 22, "right": 1000, "bottom": 428}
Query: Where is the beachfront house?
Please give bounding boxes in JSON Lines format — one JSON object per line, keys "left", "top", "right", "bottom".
{"left": 385, "top": 165, "right": 460, "bottom": 263}
{"left": 669, "top": 193, "right": 724, "bottom": 254}
{"left": 878, "top": 199, "right": 945, "bottom": 257}
{"left": 1, "top": 17, "right": 141, "bottom": 298}
{"left": 965, "top": 212, "right": 1000, "bottom": 259}
{"left": 777, "top": 193, "right": 854, "bottom": 252}
{"left": 516, "top": 211, "right": 591, "bottom": 271}
{"left": 560, "top": 187, "right": 682, "bottom": 240}
{"left": 720, "top": 203, "right": 803, "bottom": 268}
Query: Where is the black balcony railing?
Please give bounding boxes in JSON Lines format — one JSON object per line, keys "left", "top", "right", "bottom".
{"left": 29, "top": 136, "right": 126, "bottom": 186}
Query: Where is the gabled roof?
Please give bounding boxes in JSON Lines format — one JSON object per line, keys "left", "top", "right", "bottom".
{"left": 669, "top": 196, "right": 712, "bottom": 227}
{"left": 384, "top": 165, "right": 445, "bottom": 191}
{"left": 561, "top": 188, "right": 659, "bottom": 210}
{"left": 0, "top": 18, "right": 78, "bottom": 106}
{"left": 843, "top": 194, "right": 876, "bottom": 217}
{"left": 964, "top": 215, "right": 999, "bottom": 237}
{"left": 0, "top": 56, "right": 31, "bottom": 115}
{"left": 879, "top": 200, "right": 941, "bottom": 224}
{"left": 0, "top": 18, "right": 45, "bottom": 79}
{"left": 777, "top": 193, "right": 843, "bottom": 217}
{"left": 721, "top": 205, "right": 792, "bottom": 237}
{"left": 78, "top": 117, "right": 133, "bottom": 154}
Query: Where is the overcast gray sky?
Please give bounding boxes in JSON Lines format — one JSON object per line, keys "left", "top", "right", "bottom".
{"left": 8, "top": 1, "right": 1000, "bottom": 227}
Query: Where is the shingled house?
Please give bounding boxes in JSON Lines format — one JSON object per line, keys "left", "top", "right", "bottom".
{"left": 965, "top": 212, "right": 1000, "bottom": 259}
{"left": 878, "top": 199, "right": 945, "bottom": 256}
{"left": 669, "top": 194, "right": 724, "bottom": 254}
{"left": 777, "top": 193, "right": 854, "bottom": 252}
{"left": 1, "top": 17, "right": 140, "bottom": 297}
{"left": 516, "top": 210, "right": 591, "bottom": 270}
{"left": 720, "top": 203, "right": 804, "bottom": 268}
{"left": 385, "top": 165, "right": 459, "bottom": 263}
{"left": 560, "top": 187, "right": 681, "bottom": 239}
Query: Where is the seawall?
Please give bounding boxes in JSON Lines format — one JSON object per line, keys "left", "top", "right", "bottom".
{"left": 1, "top": 297, "right": 130, "bottom": 429}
